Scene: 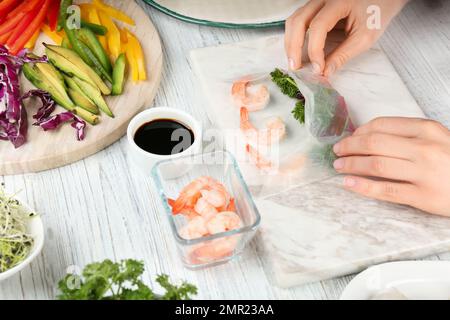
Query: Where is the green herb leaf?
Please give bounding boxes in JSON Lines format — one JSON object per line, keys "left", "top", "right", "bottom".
{"left": 292, "top": 100, "right": 305, "bottom": 124}
{"left": 57, "top": 259, "right": 197, "bottom": 300}
{"left": 270, "top": 68, "right": 305, "bottom": 124}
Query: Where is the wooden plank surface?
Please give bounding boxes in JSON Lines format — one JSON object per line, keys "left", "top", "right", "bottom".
{"left": 0, "top": 0, "right": 449, "bottom": 299}
{"left": 0, "top": 0, "right": 163, "bottom": 175}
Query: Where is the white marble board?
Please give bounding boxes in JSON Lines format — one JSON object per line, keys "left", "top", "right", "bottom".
{"left": 190, "top": 34, "right": 450, "bottom": 288}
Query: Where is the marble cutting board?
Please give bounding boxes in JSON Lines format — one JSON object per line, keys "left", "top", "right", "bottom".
{"left": 190, "top": 34, "right": 450, "bottom": 288}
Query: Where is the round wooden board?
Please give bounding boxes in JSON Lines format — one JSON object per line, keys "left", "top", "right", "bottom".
{"left": 0, "top": 0, "right": 163, "bottom": 175}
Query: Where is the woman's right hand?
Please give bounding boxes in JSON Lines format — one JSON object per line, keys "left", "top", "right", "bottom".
{"left": 285, "top": 0, "right": 408, "bottom": 76}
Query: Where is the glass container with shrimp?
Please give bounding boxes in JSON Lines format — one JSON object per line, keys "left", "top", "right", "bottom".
{"left": 151, "top": 150, "right": 261, "bottom": 269}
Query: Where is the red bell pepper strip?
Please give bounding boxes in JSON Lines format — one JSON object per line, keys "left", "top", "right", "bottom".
{"left": 6, "top": 7, "right": 41, "bottom": 48}
{"left": 0, "top": 12, "right": 24, "bottom": 36}
{"left": 6, "top": 0, "right": 42, "bottom": 18}
{"left": 0, "top": 0, "right": 43, "bottom": 36}
{"left": 0, "top": 0, "right": 21, "bottom": 17}
{"left": 47, "top": 0, "right": 61, "bottom": 31}
{"left": 10, "top": 0, "right": 51, "bottom": 55}
{"left": 0, "top": 30, "right": 13, "bottom": 45}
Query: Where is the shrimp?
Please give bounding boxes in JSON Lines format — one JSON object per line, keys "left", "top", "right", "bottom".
{"left": 200, "top": 189, "right": 228, "bottom": 208}
{"left": 194, "top": 197, "right": 218, "bottom": 220}
{"left": 179, "top": 216, "right": 208, "bottom": 240}
{"left": 206, "top": 211, "right": 242, "bottom": 235}
{"left": 171, "top": 176, "right": 230, "bottom": 214}
{"left": 231, "top": 79, "right": 270, "bottom": 111}
{"left": 189, "top": 237, "right": 239, "bottom": 263}
{"left": 240, "top": 107, "right": 286, "bottom": 145}
{"left": 245, "top": 144, "right": 273, "bottom": 170}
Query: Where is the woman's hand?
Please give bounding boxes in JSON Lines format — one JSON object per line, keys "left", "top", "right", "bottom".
{"left": 333, "top": 117, "right": 450, "bottom": 217}
{"left": 285, "top": 0, "right": 408, "bottom": 76}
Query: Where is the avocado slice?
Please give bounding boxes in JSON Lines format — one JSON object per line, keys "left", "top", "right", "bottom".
{"left": 35, "top": 63, "right": 67, "bottom": 96}
{"left": 72, "top": 77, "right": 114, "bottom": 118}
{"left": 111, "top": 53, "right": 126, "bottom": 96}
{"left": 23, "top": 63, "right": 74, "bottom": 111}
{"left": 45, "top": 44, "right": 111, "bottom": 95}
{"left": 68, "top": 89, "right": 99, "bottom": 115}
{"left": 64, "top": 74, "right": 99, "bottom": 114}
{"left": 23, "top": 63, "right": 99, "bottom": 125}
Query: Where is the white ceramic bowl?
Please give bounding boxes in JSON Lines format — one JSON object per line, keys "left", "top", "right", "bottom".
{"left": 127, "top": 107, "right": 203, "bottom": 174}
{"left": 340, "top": 261, "right": 450, "bottom": 300}
{"left": 0, "top": 200, "right": 44, "bottom": 282}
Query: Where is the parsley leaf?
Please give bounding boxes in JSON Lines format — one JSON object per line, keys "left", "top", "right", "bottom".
{"left": 57, "top": 259, "right": 197, "bottom": 300}
{"left": 270, "top": 68, "right": 306, "bottom": 124}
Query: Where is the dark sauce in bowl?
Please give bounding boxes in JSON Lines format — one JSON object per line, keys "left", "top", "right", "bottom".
{"left": 134, "top": 119, "right": 195, "bottom": 155}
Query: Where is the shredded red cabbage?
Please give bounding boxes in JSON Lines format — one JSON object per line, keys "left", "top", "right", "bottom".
{"left": 0, "top": 45, "right": 84, "bottom": 148}
{"left": 22, "top": 90, "right": 86, "bottom": 141}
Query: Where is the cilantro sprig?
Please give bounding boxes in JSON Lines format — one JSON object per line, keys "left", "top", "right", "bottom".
{"left": 57, "top": 259, "right": 197, "bottom": 300}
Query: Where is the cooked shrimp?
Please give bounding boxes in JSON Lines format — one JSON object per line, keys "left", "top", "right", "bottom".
{"left": 206, "top": 211, "right": 242, "bottom": 235}
{"left": 190, "top": 237, "right": 238, "bottom": 263}
{"left": 179, "top": 216, "right": 208, "bottom": 240}
{"left": 171, "top": 176, "right": 230, "bottom": 214}
{"left": 245, "top": 144, "right": 273, "bottom": 170}
{"left": 200, "top": 189, "right": 228, "bottom": 208}
{"left": 232, "top": 79, "right": 270, "bottom": 111}
{"left": 240, "top": 107, "right": 286, "bottom": 145}
{"left": 194, "top": 197, "right": 218, "bottom": 220}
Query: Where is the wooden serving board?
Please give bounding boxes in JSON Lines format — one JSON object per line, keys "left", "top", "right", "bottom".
{"left": 0, "top": 0, "right": 163, "bottom": 175}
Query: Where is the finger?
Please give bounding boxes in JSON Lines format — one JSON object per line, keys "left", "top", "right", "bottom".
{"left": 333, "top": 156, "right": 417, "bottom": 182}
{"left": 355, "top": 117, "right": 448, "bottom": 140}
{"left": 285, "top": 0, "right": 324, "bottom": 70}
{"left": 343, "top": 176, "right": 420, "bottom": 207}
{"left": 324, "top": 30, "right": 376, "bottom": 77}
{"left": 308, "top": 1, "right": 349, "bottom": 74}
{"left": 333, "top": 133, "right": 419, "bottom": 160}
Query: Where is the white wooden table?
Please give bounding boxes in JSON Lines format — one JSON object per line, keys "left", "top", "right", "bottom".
{"left": 1, "top": 0, "right": 449, "bottom": 300}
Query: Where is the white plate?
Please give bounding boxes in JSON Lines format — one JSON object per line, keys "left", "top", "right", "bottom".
{"left": 0, "top": 200, "right": 44, "bottom": 282}
{"left": 341, "top": 261, "right": 450, "bottom": 300}
{"left": 145, "top": 0, "right": 306, "bottom": 28}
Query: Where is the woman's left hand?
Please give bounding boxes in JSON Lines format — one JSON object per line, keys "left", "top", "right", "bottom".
{"left": 333, "top": 117, "right": 450, "bottom": 216}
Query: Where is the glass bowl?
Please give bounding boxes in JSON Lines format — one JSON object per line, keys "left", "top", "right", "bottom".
{"left": 151, "top": 150, "right": 261, "bottom": 269}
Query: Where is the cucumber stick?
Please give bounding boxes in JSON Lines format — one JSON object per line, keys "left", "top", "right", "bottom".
{"left": 111, "top": 54, "right": 126, "bottom": 96}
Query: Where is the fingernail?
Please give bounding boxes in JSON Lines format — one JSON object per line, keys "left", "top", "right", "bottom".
{"left": 333, "top": 143, "right": 340, "bottom": 154}
{"left": 288, "top": 58, "right": 296, "bottom": 71}
{"left": 333, "top": 158, "right": 344, "bottom": 170}
{"left": 325, "top": 63, "right": 336, "bottom": 77}
{"left": 311, "top": 62, "right": 321, "bottom": 74}
{"left": 344, "top": 177, "right": 357, "bottom": 187}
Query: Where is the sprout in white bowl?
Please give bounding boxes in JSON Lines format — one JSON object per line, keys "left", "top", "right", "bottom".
{"left": 0, "top": 185, "right": 44, "bottom": 282}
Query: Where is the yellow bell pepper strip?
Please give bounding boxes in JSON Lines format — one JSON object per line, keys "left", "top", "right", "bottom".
{"left": 25, "top": 29, "right": 41, "bottom": 50}
{"left": 98, "top": 11, "right": 121, "bottom": 60}
{"left": 87, "top": 7, "right": 108, "bottom": 52}
{"left": 93, "top": 0, "right": 135, "bottom": 26}
{"left": 119, "top": 27, "right": 128, "bottom": 53}
{"left": 41, "top": 24, "right": 63, "bottom": 45}
{"left": 124, "top": 43, "right": 139, "bottom": 83}
{"left": 78, "top": 3, "right": 91, "bottom": 21}
{"left": 120, "top": 32, "right": 138, "bottom": 83}
{"left": 124, "top": 29, "right": 146, "bottom": 81}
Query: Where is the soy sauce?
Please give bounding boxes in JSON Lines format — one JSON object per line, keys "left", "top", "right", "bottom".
{"left": 134, "top": 119, "right": 195, "bottom": 155}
